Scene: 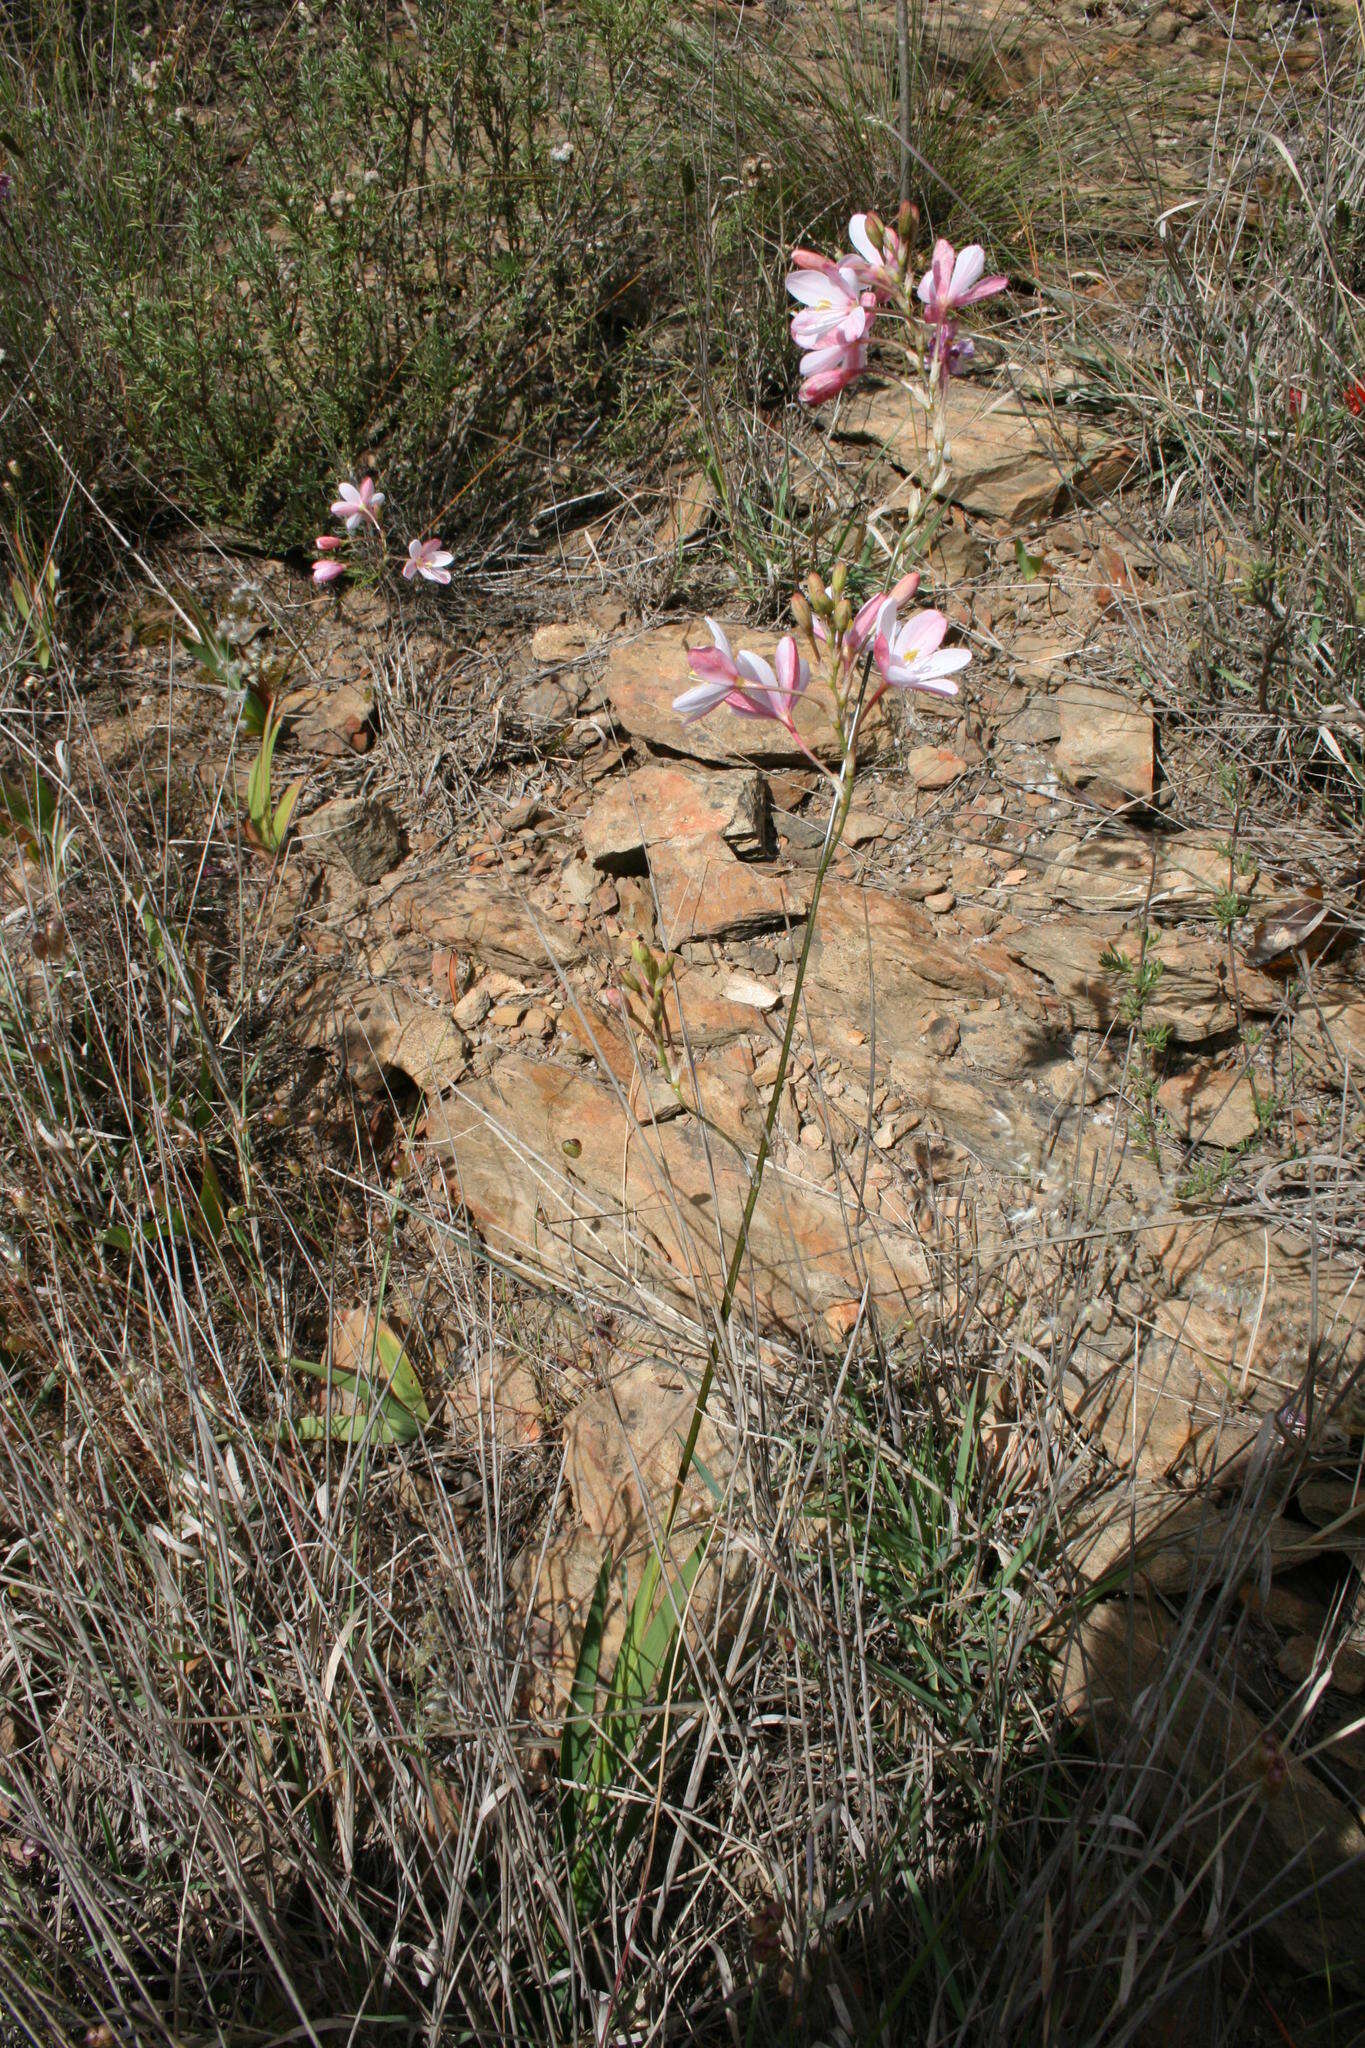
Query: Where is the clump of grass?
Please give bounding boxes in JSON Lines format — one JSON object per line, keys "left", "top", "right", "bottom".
{"left": 3, "top": 599, "right": 1362, "bottom": 2045}
{"left": 1, "top": 0, "right": 1040, "bottom": 590}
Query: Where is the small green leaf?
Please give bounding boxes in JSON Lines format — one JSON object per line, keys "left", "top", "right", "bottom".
{"left": 271, "top": 775, "right": 303, "bottom": 849}
{"left": 196, "top": 1149, "right": 225, "bottom": 1245}
{"left": 1014, "top": 536, "right": 1045, "bottom": 581}
{"left": 560, "top": 1553, "right": 612, "bottom": 1849}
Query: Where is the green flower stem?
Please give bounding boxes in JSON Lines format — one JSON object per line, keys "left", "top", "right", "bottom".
{"left": 650, "top": 755, "right": 857, "bottom": 1571}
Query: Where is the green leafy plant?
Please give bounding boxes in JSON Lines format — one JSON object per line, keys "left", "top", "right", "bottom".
{"left": 288, "top": 1319, "right": 430, "bottom": 1446}
{"left": 244, "top": 705, "right": 302, "bottom": 855}
{"left": 559, "top": 1532, "right": 709, "bottom": 1917}
{"left": 4, "top": 535, "right": 59, "bottom": 670}
{"left": 0, "top": 763, "right": 76, "bottom": 879}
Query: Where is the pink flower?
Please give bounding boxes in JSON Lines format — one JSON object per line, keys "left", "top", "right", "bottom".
{"left": 313, "top": 558, "right": 345, "bottom": 586}
{"left": 798, "top": 338, "right": 867, "bottom": 406}
{"left": 872, "top": 604, "right": 971, "bottom": 700}
{"left": 916, "top": 240, "right": 1007, "bottom": 324}
{"left": 673, "top": 620, "right": 808, "bottom": 733}
{"left": 403, "top": 537, "right": 454, "bottom": 585}
{"left": 787, "top": 258, "right": 877, "bottom": 351}
{"left": 845, "top": 572, "right": 921, "bottom": 661}
{"left": 847, "top": 212, "right": 909, "bottom": 298}
{"left": 330, "top": 476, "right": 384, "bottom": 531}
{"left": 927, "top": 322, "right": 975, "bottom": 380}
{"left": 315, "top": 533, "right": 343, "bottom": 552}
{"left": 765, "top": 635, "right": 811, "bottom": 730}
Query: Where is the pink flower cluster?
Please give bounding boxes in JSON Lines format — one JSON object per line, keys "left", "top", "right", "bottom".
{"left": 786, "top": 210, "right": 1006, "bottom": 406}
{"left": 673, "top": 571, "right": 971, "bottom": 749}
{"left": 310, "top": 476, "right": 451, "bottom": 590}
{"left": 674, "top": 621, "right": 810, "bottom": 741}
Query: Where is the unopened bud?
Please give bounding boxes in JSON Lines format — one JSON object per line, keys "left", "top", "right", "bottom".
{"left": 898, "top": 200, "right": 918, "bottom": 244}
{"left": 863, "top": 210, "right": 885, "bottom": 254}
{"left": 830, "top": 562, "right": 847, "bottom": 598}
{"left": 791, "top": 592, "right": 813, "bottom": 634}
{"left": 805, "top": 571, "right": 832, "bottom": 618}
{"left": 832, "top": 597, "right": 852, "bottom": 634}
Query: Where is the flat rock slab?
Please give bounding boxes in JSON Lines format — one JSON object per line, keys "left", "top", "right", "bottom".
{"left": 300, "top": 983, "right": 466, "bottom": 1096}
{"left": 1023, "top": 827, "right": 1243, "bottom": 918}
{"left": 601, "top": 625, "right": 881, "bottom": 766}
{"left": 387, "top": 869, "right": 585, "bottom": 975}
{"left": 425, "top": 1053, "right": 928, "bottom": 1340}
{"left": 583, "top": 762, "right": 769, "bottom": 870}
{"left": 565, "top": 1356, "right": 729, "bottom": 1549}
{"left": 1005, "top": 921, "right": 1281, "bottom": 1043}
{"left": 1053, "top": 682, "right": 1156, "bottom": 808}
{"left": 835, "top": 380, "right": 1124, "bottom": 526}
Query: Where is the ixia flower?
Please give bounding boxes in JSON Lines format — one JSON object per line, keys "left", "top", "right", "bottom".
{"left": 1345, "top": 379, "right": 1365, "bottom": 417}
{"left": 798, "top": 338, "right": 868, "bottom": 406}
{"left": 674, "top": 620, "right": 809, "bottom": 733}
{"left": 787, "top": 258, "right": 877, "bottom": 352}
{"left": 810, "top": 572, "right": 923, "bottom": 664}
{"left": 872, "top": 603, "right": 971, "bottom": 700}
{"left": 916, "top": 239, "right": 1007, "bottom": 325}
{"left": 927, "top": 321, "right": 975, "bottom": 380}
{"left": 847, "top": 211, "right": 909, "bottom": 297}
{"left": 312, "top": 533, "right": 345, "bottom": 585}
{"left": 403, "top": 537, "right": 454, "bottom": 585}
{"left": 331, "top": 476, "right": 384, "bottom": 531}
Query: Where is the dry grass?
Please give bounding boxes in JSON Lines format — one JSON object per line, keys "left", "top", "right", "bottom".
{"left": 1, "top": 3, "right": 1364, "bottom": 2046}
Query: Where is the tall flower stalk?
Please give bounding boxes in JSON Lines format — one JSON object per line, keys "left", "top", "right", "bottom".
{"left": 637, "top": 211, "right": 1008, "bottom": 1636}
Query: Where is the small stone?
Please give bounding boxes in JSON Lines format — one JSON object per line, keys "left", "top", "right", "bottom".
{"left": 489, "top": 1001, "right": 526, "bottom": 1029}
{"left": 923, "top": 1011, "right": 960, "bottom": 1057}
{"left": 924, "top": 889, "right": 956, "bottom": 915}
{"left": 523, "top": 1005, "right": 552, "bottom": 1039}
{"left": 531, "top": 621, "right": 597, "bottom": 664}
{"left": 799, "top": 1120, "right": 825, "bottom": 1150}
{"left": 957, "top": 904, "right": 999, "bottom": 936}
{"left": 1001, "top": 866, "right": 1028, "bottom": 887}
{"left": 874, "top": 1107, "right": 922, "bottom": 1150}
{"left": 906, "top": 745, "right": 969, "bottom": 791}
{"left": 453, "top": 986, "right": 492, "bottom": 1031}
{"left": 1157, "top": 1063, "right": 1262, "bottom": 1149}
{"left": 561, "top": 857, "right": 597, "bottom": 907}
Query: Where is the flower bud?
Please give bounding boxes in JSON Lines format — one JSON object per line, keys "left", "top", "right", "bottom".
{"left": 791, "top": 592, "right": 813, "bottom": 635}
{"left": 832, "top": 596, "right": 852, "bottom": 634}
{"left": 864, "top": 210, "right": 885, "bottom": 253}
{"left": 898, "top": 200, "right": 918, "bottom": 244}
{"left": 830, "top": 561, "right": 847, "bottom": 598}
{"left": 805, "top": 571, "right": 832, "bottom": 618}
